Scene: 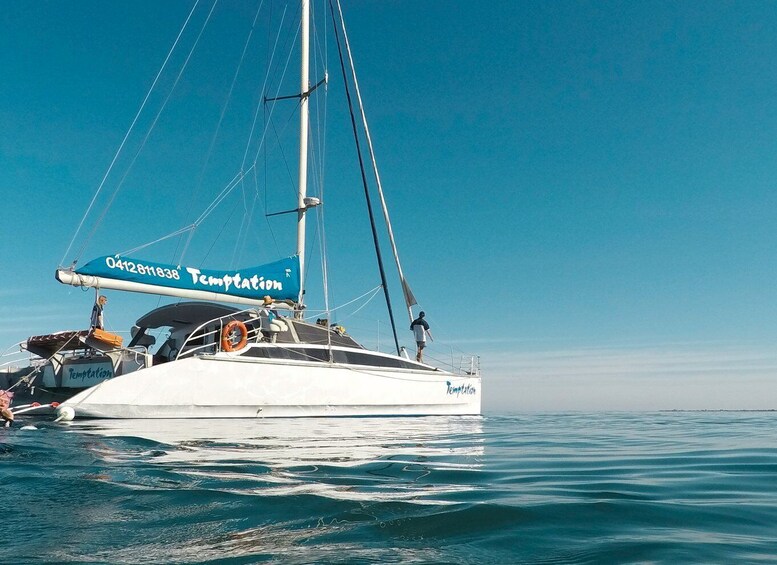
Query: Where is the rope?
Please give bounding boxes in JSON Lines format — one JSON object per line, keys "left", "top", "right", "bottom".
{"left": 334, "top": 0, "right": 416, "bottom": 323}
{"left": 61, "top": 0, "right": 202, "bottom": 267}
{"left": 317, "top": 184, "right": 330, "bottom": 347}
{"left": 338, "top": 287, "right": 382, "bottom": 322}
{"left": 177, "top": 5, "right": 294, "bottom": 267}
{"left": 200, "top": 195, "right": 244, "bottom": 265}
{"left": 304, "top": 285, "right": 382, "bottom": 319}
{"left": 119, "top": 224, "right": 196, "bottom": 257}
{"left": 107, "top": 7, "right": 302, "bottom": 274}
{"left": 116, "top": 165, "right": 254, "bottom": 263}
{"left": 6, "top": 335, "right": 81, "bottom": 393}
{"left": 80, "top": 0, "right": 220, "bottom": 259}
{"left": 193, "top": 167, "right": 253, "bottom": 226}
{"left": 328, "top": 0, "right": 401, "bottom": 355}
{"left": 229, "top": 196, "right": 254, "bottom": 269}
{"left": 185, "top": 0, "right": 266, "bottom": 268}
{"left": 241, "top": 6, "right": 291, "bottom": 171}
{"left": 225, "top": 6, "right": 294, "bottom": 265}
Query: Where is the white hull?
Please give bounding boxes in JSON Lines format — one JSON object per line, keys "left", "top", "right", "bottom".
{"left": 61, "top": 354, "right": 481, "bottom": 419}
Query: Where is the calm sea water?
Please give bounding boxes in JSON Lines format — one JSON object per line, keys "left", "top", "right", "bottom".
{"left": 2, "top": 412, "right": 777, "bottom": 563}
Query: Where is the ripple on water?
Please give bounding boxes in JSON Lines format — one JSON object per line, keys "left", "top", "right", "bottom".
{"left": 3, "top": 413, "right": 777, "bottom": 562}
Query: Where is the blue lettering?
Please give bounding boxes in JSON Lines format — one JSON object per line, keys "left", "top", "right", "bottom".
{"left": 67, "top": 366, "right": 113, "bottom": 383}
{"left": 445, "top": 381, "right": 476, "bottom": 397}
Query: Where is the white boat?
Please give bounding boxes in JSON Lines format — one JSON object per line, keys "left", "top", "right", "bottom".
{"left": 12, "top": 1, "right": 481, "bottom": 420}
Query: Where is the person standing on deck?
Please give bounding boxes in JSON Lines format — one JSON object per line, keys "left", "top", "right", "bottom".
{"left": 90, "top": 295, "right": 107, "bottom": 330}
{"left": 410, "top": 311, "right": 433, "bottom": 363}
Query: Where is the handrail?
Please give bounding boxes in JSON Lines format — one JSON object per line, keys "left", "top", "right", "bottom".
{"left": 410, "top": 346, "right": 480, "bottom": 377}
{"left": 0, "top": 341, "right": 31, "bottom": 372}
{"left": 175, "top": 307, "right": 263, "bottom": 361}
{"left": 171, "top": 306, "right": 481, "bottom": 377}
{"left": 177, "top": 326, "right": 222, "bottom": 360}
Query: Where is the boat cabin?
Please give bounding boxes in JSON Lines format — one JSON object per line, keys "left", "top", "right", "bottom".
{"left": 129, "top": 301, "right": 364, "bottom": 362}
{"left": 131, "top": 301, "right": 432, "bottom": 372}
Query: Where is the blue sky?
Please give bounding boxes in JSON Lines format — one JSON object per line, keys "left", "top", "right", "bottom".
{"left": 2, "top": 1, "right": 777, "bottom": 411}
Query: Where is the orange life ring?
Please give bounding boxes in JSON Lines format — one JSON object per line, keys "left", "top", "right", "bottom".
{"left": 221, "top": 320, "right": 248, "bottom": 352}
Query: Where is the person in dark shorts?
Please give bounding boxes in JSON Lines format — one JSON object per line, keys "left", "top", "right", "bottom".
{"left": 90, "top": 295, "right": 108, "bottom": 330}
{"left": 410, "top": 311, "right": 433, "bottom": 362}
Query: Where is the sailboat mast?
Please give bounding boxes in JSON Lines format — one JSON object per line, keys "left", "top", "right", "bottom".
{"left": 296, "top": 0, "right": 311, "bottom": 308}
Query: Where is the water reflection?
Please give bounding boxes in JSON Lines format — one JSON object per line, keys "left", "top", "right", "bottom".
{"left": 67, "top": 416, "right": 485, "bottom": 505}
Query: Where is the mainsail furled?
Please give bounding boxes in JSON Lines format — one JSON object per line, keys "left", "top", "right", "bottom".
{"left": 56, "top": 255, "right": 300, "bottom": 306}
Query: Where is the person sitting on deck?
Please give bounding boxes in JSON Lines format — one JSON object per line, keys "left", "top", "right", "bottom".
{"left": 261, "top": 296, "right": 277, "bottom": 318}
{"left": 260, "top": 296, "right": 285, "bottom": 342}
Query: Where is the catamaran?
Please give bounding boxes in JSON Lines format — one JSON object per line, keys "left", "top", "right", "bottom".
{"left": 3, "top": 0, "right": 481, "bottom": 420}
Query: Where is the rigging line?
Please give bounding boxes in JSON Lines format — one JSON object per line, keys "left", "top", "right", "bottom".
{"left": 267, "top": 1, "right": 303, "bottom": 102}
{"left": 316, "top": 202, "right": 331, "bottom": 350}
{"left": 233, "top": 192, "right": 260, "bottom": 267}
{"left": 265, "top": 100, "right": 304, "bottom": 200}
{"left": 310, "top": 66, "right": 328, "bottom": 325}
{"left": 311, "top": 90, "right": 328, "bottom": 201}
{"left": 304, "top": 284, "right": 382, "bottom": 318}
{"left": 235, "top": 5, "right": 301, "bottom": 261}
{"left": 256, "top": 103, "right": 281, "bottom": 254}
{"left": 311, "top": 11, "right": 329, "bottom": 324}
{"left": 201, "top": 196, "right": 244, "bottom": 265}
{"left": 176, "top": 163, "right": 251, "bottom": 265}
{"left": 319, "top": 48, "right": 329, "bottom": 188}
{"left": 61, "top": 0, "right": 202, "bottom": 268}
{"left": 240, "top": 6, "right": 298, "bottom": 223}
{"left": 119, "top": 225, "right": 197, "bottom": 257}
{"left": 328, "top": 0, "right": 401, "bottom": 356}
{"left": 310, "top": 140, "right": 326, "bottom": 306}
{"left": 178, "top": 222, "right": 198, "bottom": 268}
{"left": 178, "top": 0, "right": 266, "bottom": 264}
{"left": 78, "top": 0, "right": 220, "bottom": 262}
{"left": 312, "top": 0, "right": 328, "bottom": 75}
{"left": 5, "top": 336, "right": 78, "bottom": 393}
{"left": 335, "top": 0, "right": 416, "bottom": 323}
{"left": 308, "top": 7, "right": 327, "bottom": 204}
{"left": 302, "top": 145, "right": 318, "bottom": 295}
{"left": 240, "top": 6, "right": 289, "bottom": 171}
{"left": 299, "top": 108, "right": 323, "bottom": 299}
{"left": 240, "top": 165, "right": 250, "bottom": 215}
{"left": 229, "top": 210, "right": 250, "bottom": 269}
{"left": 181, "top": 172, "right": 246, "bottom": 265}
{"left": 250, "top": 14, "right": 302, "bottom": 169}
{"left": 305, "top": 0, "right": 325, "bottom": 204}
{"left": 193, "top": 165, "right": 253, "bottom": 226}
{"left": 230, "top": 189, "right": 259, "bottom": 269}
{"left": 335, "top": 286, "right": 383, "bottom": 323}
{"left": 257, "top": 143, "right": 283, "bottom": 257}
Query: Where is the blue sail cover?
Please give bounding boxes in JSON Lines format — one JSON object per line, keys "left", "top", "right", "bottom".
{"left": 76, "top": 255, "right": 300, "bottom": 302}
